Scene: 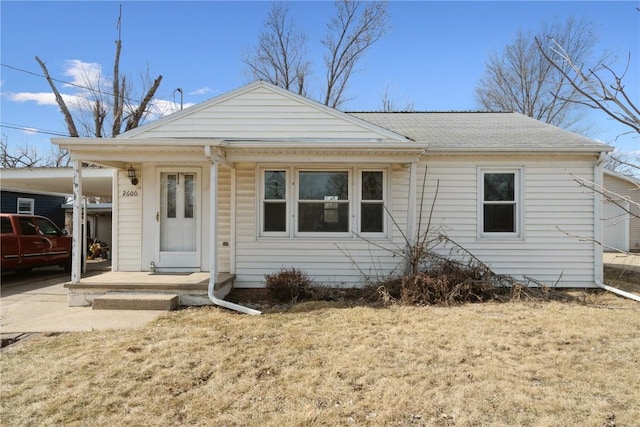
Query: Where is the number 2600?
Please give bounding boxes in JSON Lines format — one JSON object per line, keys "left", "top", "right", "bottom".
{"left": 122, "top": 190, "right": 138, "bottom": 197}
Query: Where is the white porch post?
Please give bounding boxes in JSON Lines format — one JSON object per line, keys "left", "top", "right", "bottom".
{"left": 406, "top": 161, "right": 418, "bottom": 246}
{"left": 82, "top": 196, "right": 87, "bottom": 273}
{"left": 71, "top": 161, "right": 83, "bottom": 283}
{"left": 209, "top": 159, "right": 218, "bottom": 284}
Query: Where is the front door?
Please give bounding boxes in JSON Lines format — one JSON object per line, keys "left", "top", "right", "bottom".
{"left": 157, "top": 168, "right": 201, "bottom": 269}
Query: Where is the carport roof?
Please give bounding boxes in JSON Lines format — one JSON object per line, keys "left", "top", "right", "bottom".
{"left": 0, "top": 167, "right": 113, "bottom": 198}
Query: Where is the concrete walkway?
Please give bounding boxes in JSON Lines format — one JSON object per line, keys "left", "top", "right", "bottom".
{"left": 1, "top": 263, "right": 166, "bottom": 335}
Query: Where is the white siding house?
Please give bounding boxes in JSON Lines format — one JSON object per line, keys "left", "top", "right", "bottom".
{"left": 53, "top": 81, "right": 612, "bottom": 292}
{"left": 603, "top": 170, "right": 640, "bottom": 252}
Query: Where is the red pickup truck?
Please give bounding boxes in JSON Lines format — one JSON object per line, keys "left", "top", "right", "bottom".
{"left": 1, "top": 214, "right": 72, "bottom": 273}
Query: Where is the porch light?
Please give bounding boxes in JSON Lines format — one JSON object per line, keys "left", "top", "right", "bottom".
{"left": 128, "top": 165, "right": 139, "bottom": 185}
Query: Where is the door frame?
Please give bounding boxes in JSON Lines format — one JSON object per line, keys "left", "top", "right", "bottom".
{"left": 155, "top": 166, "right": 202, "bottom": 270}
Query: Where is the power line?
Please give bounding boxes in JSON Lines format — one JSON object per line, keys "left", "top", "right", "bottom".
{"left": 0, "top": 122, "right": 69, "bottom": 137}
{"left": 1, "top": 62, "right": 152, "bottom": 105}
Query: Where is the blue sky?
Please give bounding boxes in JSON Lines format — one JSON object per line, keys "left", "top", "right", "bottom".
{"left": 1, "top": 1, "right": 638, "bottom": 156}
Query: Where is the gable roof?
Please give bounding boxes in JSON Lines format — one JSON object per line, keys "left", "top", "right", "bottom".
{"left": 53, "top": 82, "right": 612, "bottom": 160}
{"left": 350, "top": 112, "right": 612, "bottom": 153}
{"left": 119, "top": 81, "right": 408, "bottom": 143}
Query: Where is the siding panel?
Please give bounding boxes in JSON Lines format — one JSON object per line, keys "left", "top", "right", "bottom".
{"left": 136, "top": 87, "right": 387, "bottom": 141}
{"left": 116, "top": 169, "right": 142, "bottom": 271}
{"left": 416, "top": 158, "right": 597, "bottom": 287}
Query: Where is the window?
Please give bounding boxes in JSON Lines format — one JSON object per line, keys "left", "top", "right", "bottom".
{"left": 184, "top": 174, "right": 195, "bottom": 219}
{"left": 480, "top": 169, "right": 522, "bottom": 237}
{"left": 166, "top": 174, "right": 177, "bottom": 218}
{"left": 17, "top": 198, "right": 34, "bottom": 215}
{"left": 263, "top": 170, "right": 287, "bottom": 232}
{"left": 361, "top": 171, "right": 384, "bottom": 233}
{"left": 298, "top": 171, "right": 350, "bottom": 232}
{"left": 1, "top": 217, "right": 13, "bottom": 234}
{"left": 18, "top": 217, "right": 38, "bottom": 235}
{"left": 34, "top": 217, "right": 62, "bottom": 236}
{"left": 260, "top": 167, "right": 387, "bottom": 236}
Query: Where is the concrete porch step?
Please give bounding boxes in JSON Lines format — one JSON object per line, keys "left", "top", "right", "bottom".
{"left": 92, "top": 293, "right": 179, "bottom": 311}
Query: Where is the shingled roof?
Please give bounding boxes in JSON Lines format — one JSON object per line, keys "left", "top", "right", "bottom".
{"left": 348, "top": 112, "right": 612, "bottom": 153}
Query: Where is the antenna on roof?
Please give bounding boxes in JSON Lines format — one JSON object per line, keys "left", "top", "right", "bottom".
{"left": 173, "top": 88, "right": 183, "bottom": 111}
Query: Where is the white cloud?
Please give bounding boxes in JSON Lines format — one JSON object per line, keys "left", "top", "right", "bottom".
{"left": 63, "top": 59, "right": 104, "bottom": 89}
{"left": 9, "top": 92, "right": 57, "bottom": 106}
{"left": 7, "top": 59, "right": 107, "bottom": 110}
{"left": 189, "top": 86, "right": 213, "bottom": 96}
{"left": 9, "top": 91, "right": 86, "bottom": 108}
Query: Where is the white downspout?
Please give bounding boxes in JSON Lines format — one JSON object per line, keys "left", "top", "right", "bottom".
{"left": 206, "top": 147, "right": 261, "bottom": 315}
{"left": 592, "top": 152, "right": 639, "bottom": 302}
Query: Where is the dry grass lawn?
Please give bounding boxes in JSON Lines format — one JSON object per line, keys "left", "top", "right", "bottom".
{"left": 2, "top": 287, "right": 639, "bottom": 426}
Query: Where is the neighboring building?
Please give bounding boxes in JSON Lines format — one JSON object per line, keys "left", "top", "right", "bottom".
{"left": 603, "top": 170, "right": 640, "bottom": 252}
{"left": 0, "top": 189, "right": 67, "bottom": 229}
{"left": 53, "top": 81, "right": 613, "bottom": 289}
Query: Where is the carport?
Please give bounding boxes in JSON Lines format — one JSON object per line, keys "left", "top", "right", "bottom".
{"left": 1, "top": 167, "right": 114, "bottom": 271}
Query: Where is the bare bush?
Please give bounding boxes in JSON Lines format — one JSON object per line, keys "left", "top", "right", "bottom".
{"left": 372, "top": 242, "right": 555, "bottom": 307}
{"left": 265, "top": 267, "right": 314, "bottom": 303}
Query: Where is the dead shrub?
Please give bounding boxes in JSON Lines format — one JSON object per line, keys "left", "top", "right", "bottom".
{"left": 265, "top": 267, "right": 314, "bottom": 303}
{"left": 370, "top": 244, "right": 557, "bottom": 306}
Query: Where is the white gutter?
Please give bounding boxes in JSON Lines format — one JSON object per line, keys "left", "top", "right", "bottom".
{"left": 205, "top": 146, "right": 261, "bottom": 315}
{"left": 593, "top": 152, "right": 639, "bottom": 302}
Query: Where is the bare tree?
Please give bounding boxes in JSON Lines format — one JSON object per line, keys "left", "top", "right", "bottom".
{"left": 34, "top": 56, "right": 79, "bottom": 138}
{"left": 1, "top": 136, "right": 43, "bottom": 168}
{"left": 322, "top": 0, "right": 388, "bottom": 108}
{"left": 536, "top": 37, "right": 640, "bottom": 135}
{"left": 603, "top": 150, "right": 640, "bottom": 177}
{"left": 475, "top": 17, "right": 604, "bottom": 132}
{"left": 243, "top": 2, "right": 310, "bottom": 95}
{"left": 533, "top": 10, "right": 639, "bottom": 178}
{"left": 43, "top": 145, "right": 71, "bottom": 168}
{"left": 379, "top": 83, "right": 415, "bottom": 112}
{"left": 243, "top": 1, "right": 388, "bottom": 109}
{"left": 34, "top": 7, "right": 163, "bottom": 140}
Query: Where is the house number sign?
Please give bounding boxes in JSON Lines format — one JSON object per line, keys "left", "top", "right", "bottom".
{"left": 122, "top": 190, "right": 139, "bottom": 197}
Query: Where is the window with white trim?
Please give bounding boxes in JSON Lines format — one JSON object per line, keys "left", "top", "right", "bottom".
{"left": 260, "top": 167, "right": 386, "bottom": 236}
{"left": 298, "top": 171, "right": 350, "bottom": 233}
{"left": 360, "top": 171, "right": 384, "bottom": 233}
{"left": 17, "top": 198, "right": 34, "bottom": 215}
{"left": 262, "top": 170, "right": 288, "bottom": 233}
{"left": 479, "top": 168, "right": 522, "bottom": 237}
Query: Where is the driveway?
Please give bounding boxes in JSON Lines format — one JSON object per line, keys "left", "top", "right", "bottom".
{"left": 603, "top": 252, "right": 640, "bottom": 272}
{"left": 1, "top": 262, "right": 166, "bottom": 337}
